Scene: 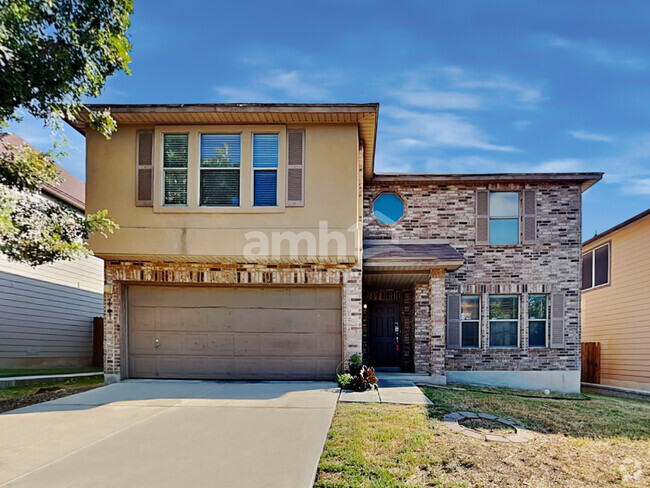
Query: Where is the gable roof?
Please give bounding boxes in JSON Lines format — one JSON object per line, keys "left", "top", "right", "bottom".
{"left": 0, "top": 134, "right": 85, "bottom": 211}
{"left": 583, "top": 208, "right": 650, "bottom": 247}
{"left": 65, "top": 103, "right": 379, "bottom": 183}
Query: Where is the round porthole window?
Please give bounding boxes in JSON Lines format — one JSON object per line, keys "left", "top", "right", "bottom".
{"left": 372, "top": 193, "right": 404, "bottom": 225}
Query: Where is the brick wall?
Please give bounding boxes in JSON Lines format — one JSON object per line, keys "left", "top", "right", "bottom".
{"left": 364, "top": 181, "right": 582, "bottom": 373}
{"left": 103, "top": 261, "right": 361, "bottom": 379}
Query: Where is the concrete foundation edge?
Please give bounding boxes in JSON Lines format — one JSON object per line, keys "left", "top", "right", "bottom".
{"left": 446, "top": 370, "right": 581, "bottom": 394}
{"left": 104, "top": 373, "right": 121, "bottom": 384}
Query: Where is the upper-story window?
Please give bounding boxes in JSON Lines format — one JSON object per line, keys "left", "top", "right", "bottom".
{"left": 582, "top": 243, "right": 610, "bottom": 290}
{"left": 253, "top": 133, "right": 279, "bottom": 206}
{"left": 372, "top": 193, "right": 405, "bottom": 225}
{"left": 200, "top": 134, "right": 241, "bottom": 207}
{"left": 156, "top": 127, "right": 291, "bottom": 212}
{"left": 163, "top": 134, "right": 189, "bottom": 206}
{"left": 489, "top": 192, "right": 519, "bottom": 245}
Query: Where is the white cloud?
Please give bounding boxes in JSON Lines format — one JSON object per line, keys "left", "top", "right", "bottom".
{"left": 214, "top": 86, "right": 274, "bottom": 103}
{"left": 393, "top": 89, "right": 483, "bottom": 110}
{"left": 540, "top": 35, "right": 648, "bottom": 71}
{"left": 534, "top": 159, "right": 586, "bottom": 172}
{"left": 623, "top": 178, "right": 650, "bottom": 195}
{"left": 381, "top": 106, "right": 519, "bottom": 153}
{"left": 439, "top": 66, "right": 544, "bottom": 105}
{"left": 215, "top": 69, "right": 337, "bottom": 102}
{"left": 262, "top": 70, "right": 331, "bottom": 100}
{"left": 569, "top": 130, "right": 615, "bottom": 143}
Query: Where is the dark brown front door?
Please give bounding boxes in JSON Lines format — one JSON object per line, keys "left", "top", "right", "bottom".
{"left": 369, "top": 303, "right": 400, "bottom": 367}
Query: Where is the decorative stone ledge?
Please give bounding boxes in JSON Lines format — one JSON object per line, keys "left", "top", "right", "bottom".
{"left": 442, "top": 411, "right": 535, "bottom": 443}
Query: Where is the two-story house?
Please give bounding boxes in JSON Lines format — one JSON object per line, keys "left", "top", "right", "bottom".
{"left": 66, "top": 103, "right": 601, "bottom": 393}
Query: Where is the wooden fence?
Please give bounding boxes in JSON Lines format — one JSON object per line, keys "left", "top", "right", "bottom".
{"left": 581, "top": 342, "right": 601, "bottom": 384}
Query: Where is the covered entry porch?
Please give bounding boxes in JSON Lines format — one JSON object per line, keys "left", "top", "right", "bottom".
{"left": 362, "top": 241, "right": 463, "bottom": 374}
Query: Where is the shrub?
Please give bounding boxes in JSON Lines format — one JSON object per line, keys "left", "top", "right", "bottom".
{"left": 337, "top": 373, "right": 352, "bottom": 389}
{"left": 337, "top": 355, "right": 378, "bottom": 392}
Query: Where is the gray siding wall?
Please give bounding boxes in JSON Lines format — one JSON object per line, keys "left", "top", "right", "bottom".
{"left": 0, "top": 255, "right": 104, "bottom": 367}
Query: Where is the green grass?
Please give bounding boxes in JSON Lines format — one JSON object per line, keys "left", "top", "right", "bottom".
{"left": 315, "top": 385, "right": 650, "bottom": 487}
{"left": 0, "top": 367, "right": 102, "bottom": 378}
{"left": 423, "top": 385, "right": 650, "bottom": 439}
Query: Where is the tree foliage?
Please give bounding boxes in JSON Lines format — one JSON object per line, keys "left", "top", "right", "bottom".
{"left": 0, "top": 0, "right": 133, "bottom": 265}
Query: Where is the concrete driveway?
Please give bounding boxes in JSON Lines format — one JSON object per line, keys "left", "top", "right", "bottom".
{"left": 0, "top": 380, "right": 339, "bottom": 488}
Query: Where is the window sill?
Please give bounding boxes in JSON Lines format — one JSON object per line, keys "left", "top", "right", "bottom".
{"left": 154, "top": 205, "right": 286, "bottom": 214}
{"left": 581, "top": 282, "right": 610, "bottom": 293}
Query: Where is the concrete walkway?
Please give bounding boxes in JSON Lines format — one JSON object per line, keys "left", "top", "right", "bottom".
{"left": 339, "top": 376, "right": 432, "bottom": 405}
{"left": 0, "top": 380, "right": 339, "bottom": 488}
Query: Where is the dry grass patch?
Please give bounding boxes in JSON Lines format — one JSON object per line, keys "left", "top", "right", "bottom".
{"left": 315, "top": 387, "right": 650, "bottom": 487}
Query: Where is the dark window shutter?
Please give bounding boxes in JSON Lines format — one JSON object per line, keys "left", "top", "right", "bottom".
{"left": 447, "top": 293, "right": 461, "bottom": 348}
{"left": 550, "top": 291, "right": 565, "bottom": 348}
{"left": 136, "top": 131, "right": 154, "bottom": 206}
{"left": 475, "top": 189, "right": 489, "bottom": 245}
{"left": 522, "top": 189, "right": 537, "bottom": 244}
{"left": 286, "top": 129, "right": 305, "bottom": 207}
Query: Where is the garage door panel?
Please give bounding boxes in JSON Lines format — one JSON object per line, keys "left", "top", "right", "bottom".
{"left": 182, "top": 334, "right": 208, "bottom": 354}
{"left": 316, "top": 335, "right": 340, "bottom": 355}
{"left": 207, "top": 334, "right": 235, "bottom": 354}
{"left": 259, "top": 334, "right": 317, "bottom": 356}
{"left": 128, "top": 286, "right": 341, "bottom": 380}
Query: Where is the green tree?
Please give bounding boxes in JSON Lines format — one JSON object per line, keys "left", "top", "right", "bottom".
{"left": 0, "top": 0, "right": 133, "bottom": 265}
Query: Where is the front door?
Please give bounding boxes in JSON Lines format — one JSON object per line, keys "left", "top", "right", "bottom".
{"left": 369, "top": 303, "right": 400, "bottom": 367}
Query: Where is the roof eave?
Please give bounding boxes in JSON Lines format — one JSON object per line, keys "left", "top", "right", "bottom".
{"left": 372, "top": 172, "right": 604, "bottom": 192}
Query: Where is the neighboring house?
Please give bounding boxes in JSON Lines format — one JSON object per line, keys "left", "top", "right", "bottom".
{"left": 65, "top": 104, "right": 601, "bottom": 393}
{"left": 581, "top": 209, "right": 650, "bottom": 392}
{"left": 0, "top": 134, "right": 104, "bottom": 369}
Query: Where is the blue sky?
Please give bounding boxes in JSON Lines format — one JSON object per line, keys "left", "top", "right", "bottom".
{"left": 8, "top": 0, "right": 650, "bottom": 240}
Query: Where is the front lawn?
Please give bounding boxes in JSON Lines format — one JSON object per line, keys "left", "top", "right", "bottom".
{"left": 315, "top": 386, "right": 650, "bottom": 487}
{"left": 0, "top": 376, "right": 104, "bottom": 414}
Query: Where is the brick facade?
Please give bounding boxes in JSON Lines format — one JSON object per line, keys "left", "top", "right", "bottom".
{"left": 103, "top": 261, "right": 361, "bottom": 380}
{"left": 363, "top": 181, "right": 582, "bottom": 375}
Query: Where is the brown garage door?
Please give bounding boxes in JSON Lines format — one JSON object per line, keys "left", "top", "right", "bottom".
{"left": 127, "top": 285, "right": 342, "bottom": 380}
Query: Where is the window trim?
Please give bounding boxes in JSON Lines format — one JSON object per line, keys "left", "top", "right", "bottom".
{"left": 582, "top": 242, "right": 611, "bottom": 292}
{"left": 199, "top": 132, "right": 242, "bottom": 208}
{"left": 460, "top": 294, "right": 481, "bottom": 349}
{"left": 488, "top": 294, "right": 520, "bottom": 349}
{"left": 528, "top": 293, "right": 548, "bottom": 348}
{"left": 251, "top": 132, "right": 280, "bottom": 208}
{"left": 488, "top": 191, "right": 520, "bottom": 246}
{"left": 370, "top": 191, "right": 406, "bottom": 226}
{"left": 152, "top": 125, "right": 286, "bottom": 214}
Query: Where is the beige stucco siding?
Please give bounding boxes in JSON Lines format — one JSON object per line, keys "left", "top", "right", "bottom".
{"left": 581, "top": 215, "right": 650, "bottom": 391}
{"left": 85, "top": 123, "right": 361, "bottom": 262}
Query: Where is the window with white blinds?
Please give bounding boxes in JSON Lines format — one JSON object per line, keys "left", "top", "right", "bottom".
{"left": 200, "top": 134, "right": 241, "bottom": 207}
{"left": 252, "top": 133, "right": 278, "bottom": 206}
{"left": 163, "top": 134, "right": 188, "bottom": 205}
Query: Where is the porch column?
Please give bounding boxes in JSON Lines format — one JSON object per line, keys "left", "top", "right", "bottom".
{"left": 413, "top": 282, "right": 431, "bottom": 374}
{"left": 429, "top": 269, "right": 446, "bottom": 376}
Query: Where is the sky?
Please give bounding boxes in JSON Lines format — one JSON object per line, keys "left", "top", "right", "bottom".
{"left": 8, "top": 0, "right": 650, "bottom": 240}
